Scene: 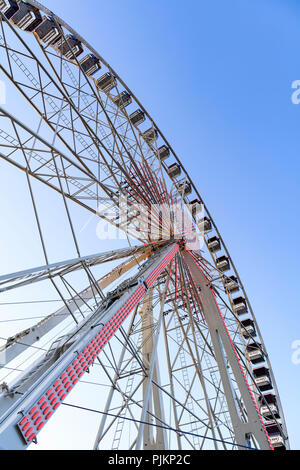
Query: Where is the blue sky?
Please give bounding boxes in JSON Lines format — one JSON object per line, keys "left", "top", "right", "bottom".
{"left": 0, "top": 0, "right": 299, "bottom": 449}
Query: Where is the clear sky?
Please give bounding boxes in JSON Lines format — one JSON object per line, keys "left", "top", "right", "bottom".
{"left": 0, "top": 0, "right": 299, "bottom": 450}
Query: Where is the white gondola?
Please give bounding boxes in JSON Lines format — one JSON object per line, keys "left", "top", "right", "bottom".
{"left": 96, "top": 72, "right": 116, "bottom": 93}
{"left": 246, "top": 342, "right": 264, "bottom": 364}
{"left": 53, "top": 34, "right": 83, "bottom": 60}
{"left": 224, "top": 275, "right": 239, "bottom": 293}
{"left": 113, "top": 91, "right": 132, "bottom": 109}
{"left": 176, "top": 180, "right": 192, "bottom": 196}
{"left": 232, "top": 296, "right": 248, "bottom": 315}
{"left": 0, "top": 0, "right": 18, "bottom": 20}
{"left": 253, "top": 366, "right": 272, "bottom": 391}
{"left": 129, "top": 109, "right": 145, "bottom": 126}
{"left": 259, "top": 394, "right": 280, "bottom": 420}
{"left": 216, "top": 255, "right": 230, "bottom": 272}
{"left": 11, "top": 1, "right": 42, "bottom": 32}
{"left": 240, "top": 318, "right": 256, "bottom": 338}
{"left": 79, "top": 54, "right": 101, "bottom": 76}
{"left": 207, "top": 236, "right": 221, "bottom": 253}
{"left": 265, "top": 423, "right": 286, "bottom": 450}
{"left": 190, "top": 199, "right": 202, "bottom": 218}
{"left": 35, "top": 16, "right": 61, "bottom": 45}
{"left": 158, "top": 145, "right": 170, "bottom": 161}
{"left": 199, "top": 216, "right": 212, "bottom": 233}
{"left": 167, "top": 163, "right": 181, "bottom": 179}
{"left": 143, "top": 128, "right": 158, "bottom": 143}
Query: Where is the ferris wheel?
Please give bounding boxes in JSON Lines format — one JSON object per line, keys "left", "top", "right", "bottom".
{"left": 0, "top": 0, "right": 289, "bottom": 451}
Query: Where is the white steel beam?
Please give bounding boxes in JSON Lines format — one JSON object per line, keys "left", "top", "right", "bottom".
{"left": 183, "top": 251, "right": 273, "bottom": 451}
{"left": 0, "top": 242, "right": 179, "bottom": 450}
{"left": 0, "top": 246, "right": 157, "bottom": 369}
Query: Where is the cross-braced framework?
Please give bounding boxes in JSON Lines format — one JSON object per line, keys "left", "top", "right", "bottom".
{"left": 0, "top": 1, "right": 289, "bottom": 450}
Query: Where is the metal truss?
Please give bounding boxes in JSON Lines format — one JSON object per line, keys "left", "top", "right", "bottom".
{"left": 0, "top": 0, "right": 289, "bottom": 451}
{"left": 0, "top": 242, "right": 179, "bottom": 449}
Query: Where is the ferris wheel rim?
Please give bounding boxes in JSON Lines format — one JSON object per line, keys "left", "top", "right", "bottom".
{"left": 0, "top": 0, "right": 289, "bottom": 450}
{"left": 21, "top": 0, "right": 287, "bottom": 440}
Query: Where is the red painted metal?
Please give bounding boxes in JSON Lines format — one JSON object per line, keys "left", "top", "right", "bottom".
{"left": 17, "top": 243, "right": 179, "bottom": 444}
{"left": 185, "top": 250, "right": 274, "bottom": 450}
